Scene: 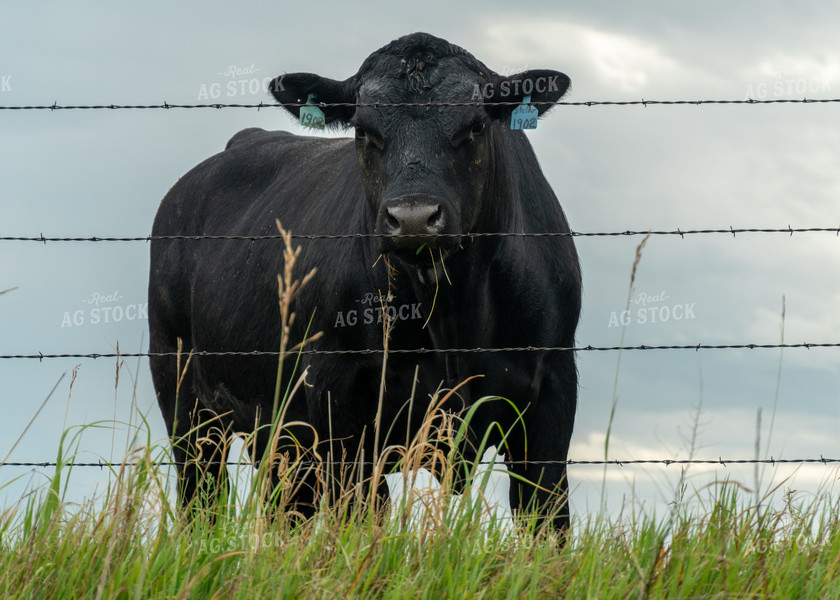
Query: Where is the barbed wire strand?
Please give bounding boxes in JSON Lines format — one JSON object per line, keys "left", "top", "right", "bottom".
{"left": 1, "top": 457, "right": 839, "bottom": 469}
{"left": 2, "top": 98, "right": 840, "bottom": 112}
{"left": 2, "top": 343, "right": 839, "bottom": 361}
{"left": 2, "top": 226, "right": 840, "bottom": 243}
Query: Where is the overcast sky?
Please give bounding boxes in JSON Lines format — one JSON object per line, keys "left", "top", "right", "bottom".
{"left": 2, "top": 1, "right": 839, "bottom": 518}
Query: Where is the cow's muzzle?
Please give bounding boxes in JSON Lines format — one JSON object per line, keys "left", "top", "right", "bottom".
{"left": 375, "top": 195, "right": 459, "bottom": 252}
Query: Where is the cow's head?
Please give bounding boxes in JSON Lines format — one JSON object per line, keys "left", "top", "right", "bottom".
{"left": 270, "top": 33, "right": 569, "bottom": 265}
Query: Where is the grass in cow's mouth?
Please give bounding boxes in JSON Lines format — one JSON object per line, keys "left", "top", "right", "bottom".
{"left": 422, "top": 246, "right": 441, "bottom": 329}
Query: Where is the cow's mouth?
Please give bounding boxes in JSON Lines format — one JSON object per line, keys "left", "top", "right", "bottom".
{"left": 387, "top": 239, "right": 459, "bottom": 267}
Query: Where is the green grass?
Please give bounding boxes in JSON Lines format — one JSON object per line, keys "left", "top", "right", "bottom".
{"left": 1, "top": 432, "right": 839, "bottom": 599}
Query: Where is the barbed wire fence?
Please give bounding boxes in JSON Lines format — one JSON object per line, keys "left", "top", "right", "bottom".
{"left": 2, "top": 97, "right": 840, "bottom": 111}
{"left": 2, "top": 95, "right": 839, "bottom": 474}
{"left": 1, "top": 343, "right": 840, "bottom": 362}
{"left": 2, "top": 226, "right": 840, "bottom": 243}
{"left": 2, "top": 457, "right": 840, "bottom": 470}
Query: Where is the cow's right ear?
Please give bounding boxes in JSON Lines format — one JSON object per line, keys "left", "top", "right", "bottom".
{"left": 269, "top": 73, "right": 355, "bottom": 127}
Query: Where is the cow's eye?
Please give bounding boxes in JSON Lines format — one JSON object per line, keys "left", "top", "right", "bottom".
{"left": 355, "top": 125, "right": 383, "bottom": 150}
{"left": 452, "top": 120, "right": 488, "bottom": 146}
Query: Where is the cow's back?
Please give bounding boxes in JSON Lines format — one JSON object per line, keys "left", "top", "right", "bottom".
{"left": 148, "top": 129, "right": 376, "bottom": 433}
{"left": 152, "top": 129, "right": 357, "bottom": 238}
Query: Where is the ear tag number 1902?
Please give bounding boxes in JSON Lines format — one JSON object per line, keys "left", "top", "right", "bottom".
{"left": 510, "top": 94, "right": 538, "bottom": 130}
{"left": 299, "top": 93, "right": 325, "bottom": 130}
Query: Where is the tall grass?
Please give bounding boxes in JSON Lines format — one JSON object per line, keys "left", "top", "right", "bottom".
{"left": 1, "top": 427, "right": 838, "bottom": 598}
{"left": 603, "top": 232, "right": 651, "bottom": 512}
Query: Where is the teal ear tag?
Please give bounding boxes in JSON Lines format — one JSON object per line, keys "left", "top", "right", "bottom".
{"left": 510, "top": 94, "right": 538, "bottom": 130}
{"left": 299, "top": 93, "right": 325, "bottom": 130}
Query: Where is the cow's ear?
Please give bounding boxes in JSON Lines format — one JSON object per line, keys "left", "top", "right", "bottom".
{"left": 485, "top": 69, "right": 570, "bottom": 121}
{"left": 269, "top": 73, "right": 355, "bottom": 127}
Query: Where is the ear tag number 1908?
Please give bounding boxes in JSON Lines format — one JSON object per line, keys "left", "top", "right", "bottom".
{"left": 299, "top": 93, "right": 325, "bottom": 130}
{"left": 510, "top": 94, "right": 538, "bottom": 130}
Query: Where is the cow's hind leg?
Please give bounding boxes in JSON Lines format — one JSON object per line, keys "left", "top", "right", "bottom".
{"left": 150, "top": 340, "right": 230, "bottom": 518}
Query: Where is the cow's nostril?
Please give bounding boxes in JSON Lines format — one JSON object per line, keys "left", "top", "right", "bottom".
{"left": 427, "top": 205, "right": 443, "bottom": 231}
{"left": 385, "top": 207, "right": 401, "bottom": 231}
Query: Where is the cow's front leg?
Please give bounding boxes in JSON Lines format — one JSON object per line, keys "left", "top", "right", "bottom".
{"left": 309, "top": 361, "right": 392, "bottom": 513}
{"left": 250, "top": 416, "right": 320, "bottom": 522}
{"left": 506, "top": 358, "right": 577, "bottom": 536}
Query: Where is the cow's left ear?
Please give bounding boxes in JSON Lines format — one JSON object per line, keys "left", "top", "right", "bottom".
{"left": 484, "top": 69, "right": 570, "bottom": 121}
{"left": 269, "top": 73, "right": 355, "bottom": 127}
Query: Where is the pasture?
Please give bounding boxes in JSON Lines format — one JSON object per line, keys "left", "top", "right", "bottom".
{"left": 1, "top": 410, "right": 839, "bottom": 598}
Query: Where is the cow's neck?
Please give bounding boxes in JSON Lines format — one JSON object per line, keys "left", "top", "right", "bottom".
{"left": 400, "top": 244, "right": 497, "bottom": 389}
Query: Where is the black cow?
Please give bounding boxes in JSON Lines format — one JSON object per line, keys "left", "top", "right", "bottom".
{"left": 149, "top": 32, "right": 581, "bottom": 532}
